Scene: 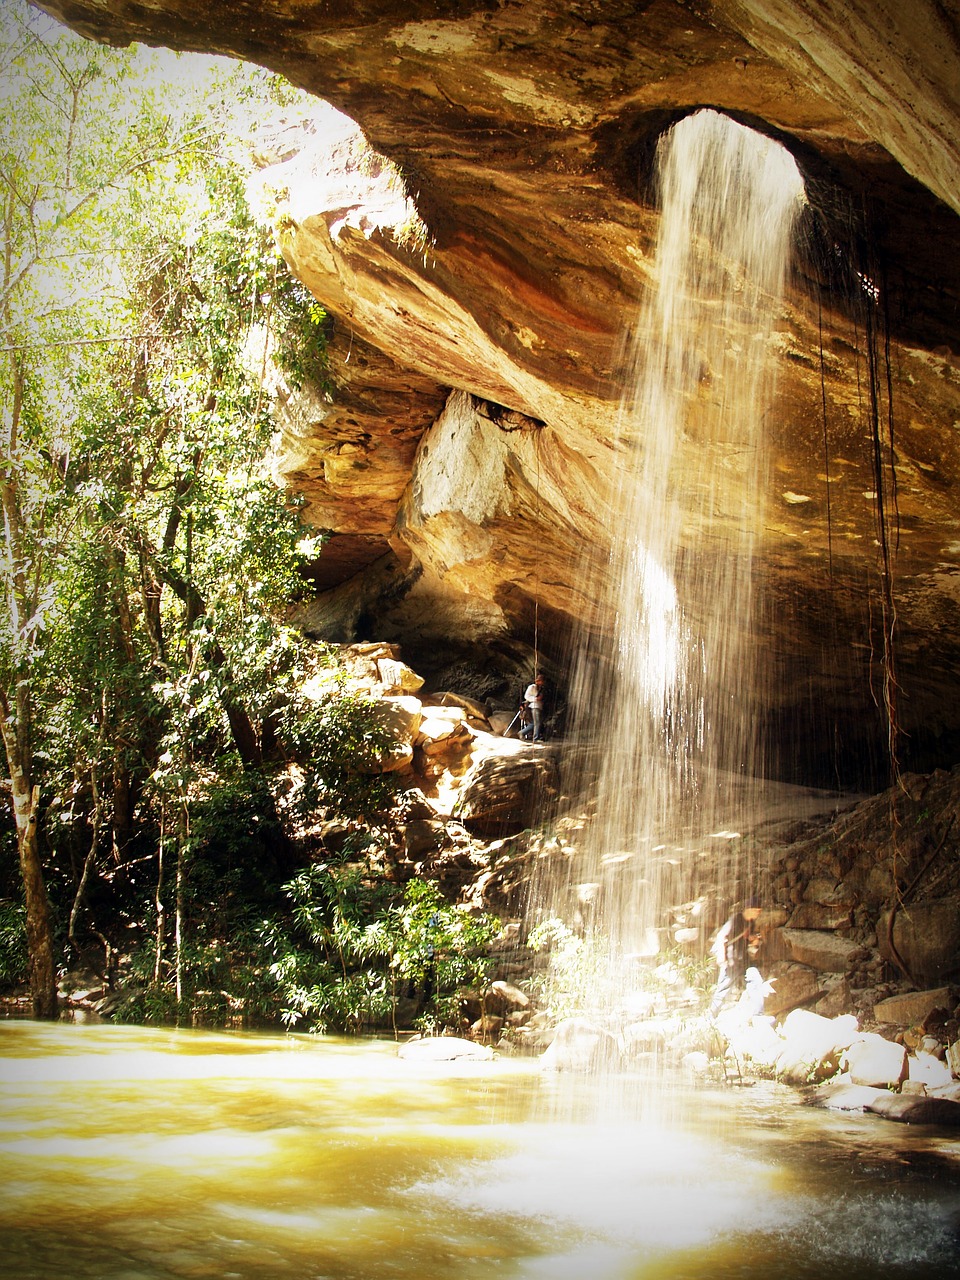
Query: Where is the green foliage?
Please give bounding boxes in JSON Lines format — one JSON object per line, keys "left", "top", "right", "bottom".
{"left": 277, "top": 681, "right": 400, "bottom": 821}
{"left": 528, "top": 918, "right": 714, "bottom": 1023}
{"left": 264, "top": 872, "right": 500, "bottom": 1036}
{"left": 386, "top": 880, "right": 500, "bottom": 1034}
{"left": 0, "top": 900, "right": 28, "bottom": 987}
{"left": 527, "top": 917, "right": 616, "bottom": 1022}
{"left": 0, "top": 2, "right": 470, "bottom": 1038}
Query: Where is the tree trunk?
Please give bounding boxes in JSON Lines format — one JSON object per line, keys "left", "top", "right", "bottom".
{"left": 174, "top": 796, "right": 188, "bottom": 1015}
{"left": 154, "top": 802, "right": 166, "bottom": 985}
{"left": 0, "top": 682, "right": 57, "bottom": 1022}
{"left": 68, "top": 766, "right": 101, "bottom": 950}
{"left": 0, "top": 731, "right": 57, "bottom": 1018}
{"left": 19, "top": 785, "right": 57, "bottom": 1019}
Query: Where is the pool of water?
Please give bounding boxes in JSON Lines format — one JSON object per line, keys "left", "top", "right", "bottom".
{"left": 2, "top": 1020, "right": 960, "bottom": 1278}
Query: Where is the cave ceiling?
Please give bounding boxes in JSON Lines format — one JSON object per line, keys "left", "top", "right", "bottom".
{"left": 36, "top": 0, "right": 960, "bottom": 783}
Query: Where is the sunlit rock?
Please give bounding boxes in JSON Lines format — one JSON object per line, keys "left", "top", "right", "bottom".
{"left": 377, "top": 657, "right": 425, "bottom": 694}
{"left": 810, "top": 1079, "right": 887, "bottom": 1112}
{"left": 367, "top": 694, "right": 421, "bottom": 773}
{"left": 487, "top": 980, "right": 531, "bottom": 1013}
{"left": 843, "top": 1033, "right": 908, "bottom": 1088}
{"left": 539, "top": 1017, "right": 621, "bottom": 1074}
{"left": 416, "top": 706, "right": 467, "bottom": 746}
{"left": 397, "top": 1036, "right": 494, "bottom": 1062}
{"left": 725, "top": 1017, "right": 784, "bottom": 1071}
{"left": 775, "top": 1009, "right": 859, "bottom": 1084}
{"left": 907, "top": 1050, "right": 954, "bottom": 1089}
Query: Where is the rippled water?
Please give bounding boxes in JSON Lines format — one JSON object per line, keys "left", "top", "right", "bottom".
{"left": 2, "top": 1020, "right": 960, "bottom": 1278}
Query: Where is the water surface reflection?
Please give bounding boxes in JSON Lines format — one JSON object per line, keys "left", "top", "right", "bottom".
{"left": 2, "top": 1020, "right": 960, "bottom": 1278}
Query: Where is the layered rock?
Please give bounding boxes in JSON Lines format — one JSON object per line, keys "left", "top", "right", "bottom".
{"left": 38, "top": 0, "right": 960, "bottom": 783}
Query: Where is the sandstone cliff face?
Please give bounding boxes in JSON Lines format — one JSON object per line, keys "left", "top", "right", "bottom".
{"left": 39, "top": 0, "right": 960, "bottom": 783}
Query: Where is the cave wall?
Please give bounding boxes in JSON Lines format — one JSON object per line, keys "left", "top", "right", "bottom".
{"left": 37, "top": 0, "right": 960, "bottom": 783}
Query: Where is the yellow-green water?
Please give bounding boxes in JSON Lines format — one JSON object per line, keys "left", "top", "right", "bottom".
{"left": 2, "top": 1020, "right": 960, "bottom": 1279}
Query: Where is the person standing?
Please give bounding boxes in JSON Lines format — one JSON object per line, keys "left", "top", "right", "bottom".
{"left": 524, "top": 674, "right": 546, "bottom": 742}
{"left": 707, "top": 896, "right": 762, "bottom": 1019}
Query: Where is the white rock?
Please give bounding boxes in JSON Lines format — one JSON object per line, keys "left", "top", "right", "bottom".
{"left": 539, "top": 1017, "right": 621, "bottom": 1073}
{"left": 844, "top": 1032, "right": 907, "bottom": 1088}
{"left": 811, "top": 1077, "right": 887, "bottom": 1111}
{"left": 908, "top": 1049, "right": 955, "bottom": 1088}
{"left": 398, "top": 1036, "right": 494, "bottom": 1062}
{"left": 488, "top": 979, "right": 530, "bottom": 1010}
{"left": 776, "top": 1009, "right": 860, "bottom": 1084}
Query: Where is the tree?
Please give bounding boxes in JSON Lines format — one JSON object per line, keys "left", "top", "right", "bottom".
{"left": 0, "top": 0, "right": 324, "bottom": 1014}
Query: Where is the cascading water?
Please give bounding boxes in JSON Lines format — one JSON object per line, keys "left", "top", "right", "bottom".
{"left": 537, "top": 110, "right": 806, "bottom": 1021}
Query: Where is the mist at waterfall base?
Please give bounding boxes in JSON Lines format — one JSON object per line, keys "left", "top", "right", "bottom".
{"left": 4, "top": 1020, "right": 960, "bottom": 1280}
{"left": 533, "top": 110, "right": 808, "bottom": 1009}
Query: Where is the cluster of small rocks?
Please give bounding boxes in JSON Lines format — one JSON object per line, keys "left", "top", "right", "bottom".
{"left": 301, "top": 641, "right": 558, "bottom": 842}
{"left": 756, "top": 767, "right": 960, "bottom": 1032}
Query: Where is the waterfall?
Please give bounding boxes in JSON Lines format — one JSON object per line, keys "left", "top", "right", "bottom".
{"left": 535, "top": 111, "right": 805, "bottom": 1022}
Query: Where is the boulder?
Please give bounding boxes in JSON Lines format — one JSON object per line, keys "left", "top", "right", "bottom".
{"left": 901, "top": 1080, "right": 928, "bottom": 1096}
{"left": 865, "top": 1094, "right": 960, "bottom": 1126}
{"left": 843, "top": 1033, "right": 908, "bottom": 1088}
{"left": 454, "top": 751, "right": 557, "bottom": 836}
{"left": 764, "top": 962, "right": 821, "bottom": 1016}
{"left": 775, "top": 1009, "right": 860, "bottom": 1084}
{"left": 803, "top": 878, "right": 855, "bottom": 906}
{"left": 398, "top": 1036, "right": 494, "bottom": 1062}
{"left": 814, "top": 975, "right": 853, "bottom": 1019}
{"left": 470, "top": 1014, "right": 504, "bottom": 1040}
{"left": 907, "top": 1050, "right": 955, "bottom": 1089}
{"left": 877, "top": 901, "right": 960, "bottom": 985}
{"left": 377, "top": 656, "right": 425, "bottom": 693}
{"left": 810, "top": 1079, "right": 888, "bottom": 1111}
{"left": 487, "top": 979, "right": 531, "bottom": 1012}
{"left": 726, "top": 1017, "right": 784, "bottom": 1070}
{"left": 780, "top": 928, "right": 860, "bottom": 972}
{"left": 403, "top": 818, "right": 446, "bottom": 859}
{"left": 539, "top": 1017, "right": 621, "bottom": 1073}
{"left": 416, "top": 707, "right": 467, "bottom": 745}
{"left": 425, "top": 692, "right": 490, "bottom": 721}
{"left": 787, "top": 903, "right": 853, "bottom": 931}
{"left": 373, "top": 694, "right": 422, "bottom": 741}
{"left": 872, "top": 986, "right": 955, "bottom": 1026}
{"left": 682, "top": 1051, "right": 712, "bottom": 1077}
{"left": 370, "top": 695, "right": 421, "bottom": 772}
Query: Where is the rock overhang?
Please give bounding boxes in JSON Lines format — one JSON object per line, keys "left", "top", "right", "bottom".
{"left": 35, "top": 0, "right": 960, "bottom": 785}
